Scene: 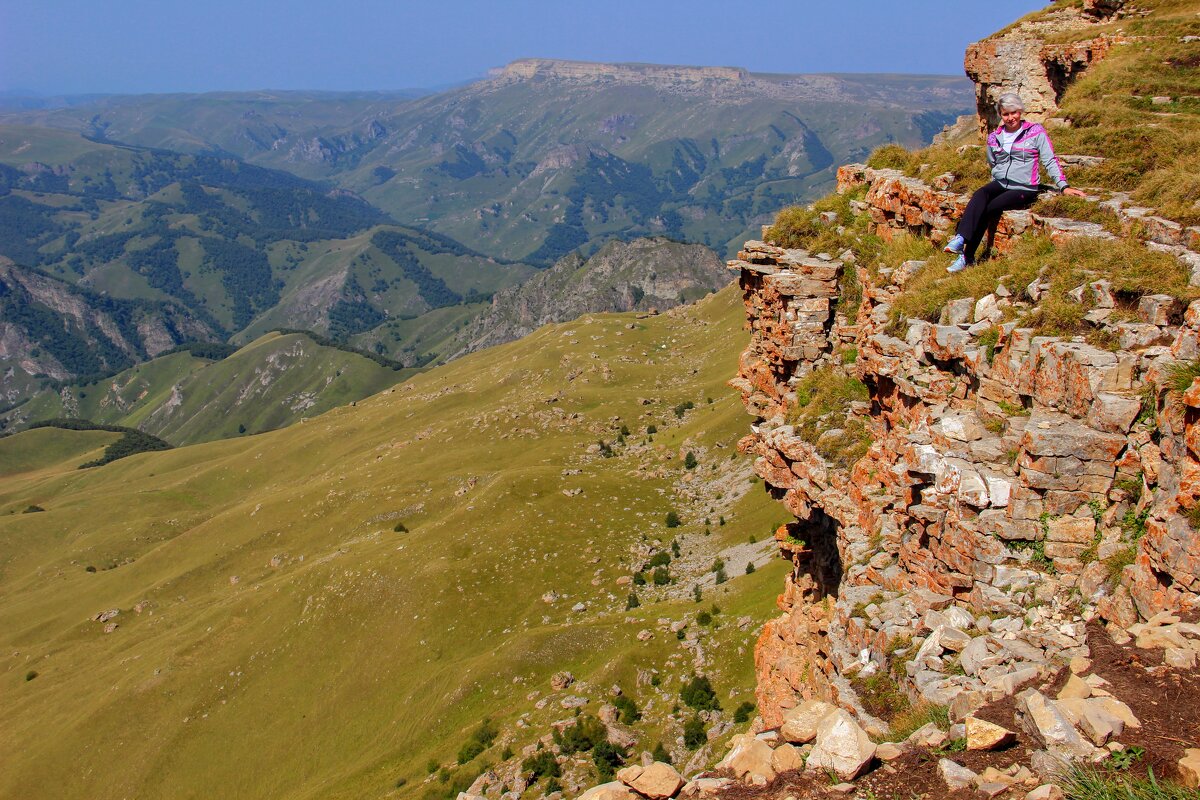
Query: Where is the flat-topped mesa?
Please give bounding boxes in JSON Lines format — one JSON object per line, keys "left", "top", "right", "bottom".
{"left": 494, "top": 58, "right": 749, "bottom": 85}
{"left": 963, "top": 0, "right": 1128, "bottom": 133}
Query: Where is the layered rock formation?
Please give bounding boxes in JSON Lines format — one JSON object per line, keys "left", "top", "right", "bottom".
{"left": 449, "top": 237, "right": 730, "bottom": 358}
{"left": 964, "top": 0, "right": 1129, "bottom": 132}
{"left": 0, "top": 258, "right": 216, "bottom": 386}
{"left": 729, "top": 164, "right": 1200, "bottom": 738}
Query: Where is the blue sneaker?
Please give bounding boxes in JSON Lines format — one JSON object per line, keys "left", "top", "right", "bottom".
{"left": 947, "top": 254, "right": 968, "bottom": 273}
{"left": 943, "top": 234, "right": 965, "bottom": 254}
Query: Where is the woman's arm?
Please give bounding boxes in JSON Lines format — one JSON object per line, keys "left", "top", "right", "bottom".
{"left": 1035, "top": 127, "right": 1069, "bottom": 190}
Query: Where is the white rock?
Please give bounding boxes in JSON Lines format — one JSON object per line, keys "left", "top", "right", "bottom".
{"left": 805, "top": 709, "right": 877, "bottom": 781}
{"left": 939, "top": 759, "right": 978, "bottom": 791}
{"left": 715, "top": 734, "right": 776, "bottom": 783}
{"left": 627, "top": 762, "right": 683, "bottom": 799}
{"left": 780, "top": 700, "right": 835, "bottom": 744}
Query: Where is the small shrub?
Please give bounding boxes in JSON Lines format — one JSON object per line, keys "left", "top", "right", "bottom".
{"left": 647, "top": 551, "right": 671, "bottom": 568}
{"left": 852, "top": 672, "right": 909, "bottom": 721}
{"left": 652, "top": 741, "right": 672, "bottom": 765}
{"left": 593, "top": 741, "right": 626, "bottom": 780}
{"left": 1166, "top": 360, "right": 1200, "bottom": 395}
{"left": 683, "top": 716, "right": 707, "bottom": 749}
{"left": 25, "top": 670, "right": 38, "bottom": 681}
{"left": 692, "top": 585, "right": 702, "bottom": 603}
{"left": 626, "top": 593, "right": 640, "bottom": 610}
{"left": 1108, "top": 745, "right": 1145, "bottom": 771}
{"left": 652, "top": 566, "right": 670, "bottom": 586}
{"left": 522, "top": 750, "right": 561, "bottom": 780}
{"left": 646, "top": 424, "right": 657, "bottom": 435}
{"left": 714, "top": 567, "right": 727, "bottom": 585}
{"left": 665, "top": 511, "right": 681, "bottom": 528}
{"left": 680, "top": 675, "right": 720, "bottom": 711}
{"left": 745, "top": 562, "right": 756, "bottom": 575}
{"left": 733, "top": 701, "right": 756, "bottom": 724}
{"left": 85, "top": 565, "right": 97, "bottom": 573}
{"left": 673, "top": 401, "right": 694, "bottom": 419}
{"left": 23, "top": 504, "right": 46, "bottom": 514}
{"left": 457, "top": 740, "right": 485, "bottom": 765}
{"left": 696, "top": 611, "right": 713, "bottom": 626}
{"left": 393, "top": 521, "right": 408, "bottom": 533}
{"left": 555, "top": 714, "right": 606, "bottom": 754}
{"left": 866, "top": 143, "right": 916, "bottom": 171}
{"left": 671, "top": 540, "right": 681, "bottom": 557}
{"left": 426, "top": 758, "right": 439, "bottom": 774}
{"left": 684, "top": 452, "right": 698, "bottom": 470}
{"left": 613, "top": 694, "right": 641, "bottom": 724}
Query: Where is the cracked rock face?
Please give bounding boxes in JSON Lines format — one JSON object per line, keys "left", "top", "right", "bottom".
{"left": 963, "top": 1, "right": 1127, "bottom": 133}
{"left": 730, "top": 155, "right": 1200, "bottom": 735}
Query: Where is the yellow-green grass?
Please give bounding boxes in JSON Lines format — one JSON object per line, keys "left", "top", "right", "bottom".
{"left": 5, "top": 333, "right": 416, "bottom": 447}
{"left": 0, "top": 427, "right": 119, "bottom": 479}
{"left": 0, "top": 286, "right": 786, "bottom": 800}
{"left": 890, "top": 234, "right": 1193, "bottom": 333}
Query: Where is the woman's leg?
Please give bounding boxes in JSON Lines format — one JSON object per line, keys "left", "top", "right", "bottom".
{"left": 961, "top": 185, "right": 1038, "bottom": 263}
{"left": 956, "top": 181, "right": 1005, "bottom": 260}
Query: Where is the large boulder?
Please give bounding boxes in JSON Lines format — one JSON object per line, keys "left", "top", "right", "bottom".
{"left": 1179, "top": 749, "right": 1200, "bottom": 789}
{"left": 1020, "top": 692, "right": 1097, "bottom": 760}
{"left": 770, "top": 743, "right": 805, "bottom": 773}
{"left": 966, "top": 716, "right": 1016, "bottom": 751}
{"left": 805, "top": 709, "right": 877, "bottom": 781}
{"left": 780, "top": 699, "right": 835, "bottom": 744}
{"left": 627, "top": 762, "right": 683, "bottom": 799}
{"left": 715, "top": 734, "right": 776, "bottom": 783}
{"left": 577, "top": 782, "right": 636, "bottom": 800}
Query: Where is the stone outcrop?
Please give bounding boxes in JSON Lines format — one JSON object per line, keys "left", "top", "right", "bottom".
{"left": 449, "top": 238, "right": 731, "bottom": 358}
{"left": 963, "top": 1, "right": 1129, "bottom": 133}
{"left": 729, "top": 162, "right": 1200, "bottom": 737}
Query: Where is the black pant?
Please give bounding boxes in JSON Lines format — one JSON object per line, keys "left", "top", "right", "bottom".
{"left": 956, "top": 181, "right": 1038, "bottom": 263}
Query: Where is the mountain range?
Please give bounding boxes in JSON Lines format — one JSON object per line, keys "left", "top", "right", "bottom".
{"left": 0, "top": 60, "right": 971, "bottom": 426}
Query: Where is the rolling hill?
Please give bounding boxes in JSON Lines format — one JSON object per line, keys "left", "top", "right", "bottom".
{"left": 1, "top": 331, "right": 419, "bottom": 445}
{"left": 0, "top": 285, "right": 791, "bottom": 800}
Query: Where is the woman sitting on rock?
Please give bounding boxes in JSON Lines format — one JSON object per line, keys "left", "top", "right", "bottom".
{"left": 944, "top": 92, "right": 1086, "bottom": 273}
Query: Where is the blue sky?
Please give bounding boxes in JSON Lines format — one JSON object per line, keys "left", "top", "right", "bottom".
{"left": 1, "top": 0, "right": 1048, "bottom": 95}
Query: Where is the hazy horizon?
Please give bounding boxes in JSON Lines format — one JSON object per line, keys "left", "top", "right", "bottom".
{"left": 1, "top": 0, "right": 1045, "bottom": 95}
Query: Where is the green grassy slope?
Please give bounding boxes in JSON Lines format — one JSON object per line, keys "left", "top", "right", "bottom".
{"left": 0, "top": 427, "right": 120, "bottom": 478}
{"left": 0, "top": 126, "right": 530, "bottom": 361}
{"left": 2, "top": 332, "right": 419, "bottom": 445}
{"left": 0, "top": 286, "right": 789, "bottom": 800}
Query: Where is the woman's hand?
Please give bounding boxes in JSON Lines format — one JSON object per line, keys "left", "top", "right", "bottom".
{"left": 1062, "top": 187, "right": 1088, "bottom": 198}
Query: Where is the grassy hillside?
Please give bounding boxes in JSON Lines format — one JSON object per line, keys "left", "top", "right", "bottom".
{"left": 0, "top": 286, "right": 791, "bottom": 800}
{"left": 2, "top": 331, "right": 419, "bottom": 445}
{"left": 0, "top": 126, "right": 532, "bottom": 353}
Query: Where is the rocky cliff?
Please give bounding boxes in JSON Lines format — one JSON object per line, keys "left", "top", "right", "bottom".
{"left": 449, "top": 237, "right": 731, "bottom": 357}
{"left": 0, "top": 259, "right": 217, "bottom": 398}
{"left": 715, "top": 0, "right": 1200, "bottom": 793}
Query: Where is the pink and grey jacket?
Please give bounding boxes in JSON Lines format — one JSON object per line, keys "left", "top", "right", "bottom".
{"left": 987, "top": 121, "right": 1069, "bottom": 193}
